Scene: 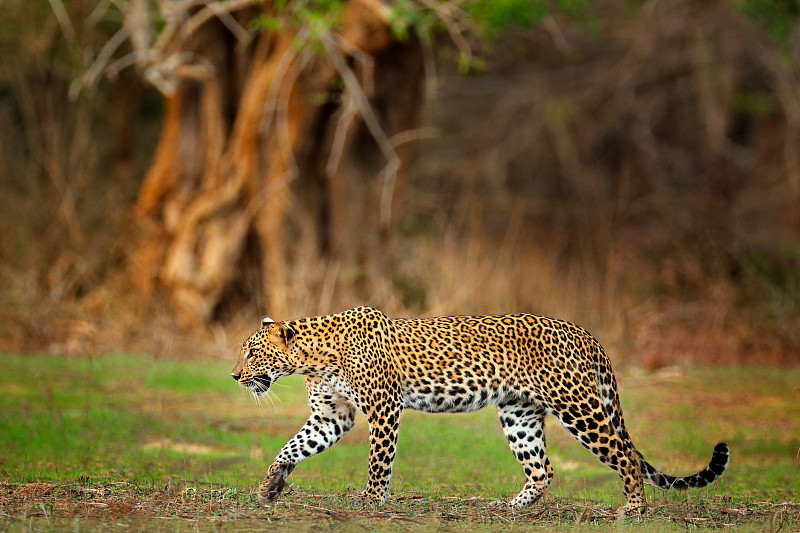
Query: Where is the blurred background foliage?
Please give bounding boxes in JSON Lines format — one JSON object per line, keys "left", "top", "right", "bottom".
{"left": 0, "top": 0, "right": 798, "bottom": 366}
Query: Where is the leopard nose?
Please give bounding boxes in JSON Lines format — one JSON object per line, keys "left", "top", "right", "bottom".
{"left": 231, "top": 371, "right": 240, "bottom": 381}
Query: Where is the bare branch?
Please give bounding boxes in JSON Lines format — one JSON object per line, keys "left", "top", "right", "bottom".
{"left": 378, "top": 158, "right": 402, "bottom": 229}
{"left": 320, "top": 31, "right": 402, "bottom": 228}
{"left": 105, "top": 50, "right": 161, "bottom": 79}
{"left": 334, "top": 35, "right": 376, "bottom": 96}
{"left": 326, "top": 100, "right": 359, "bottom": 178}
{"left": 46, "top": 0, "right": 77, "bottom": 43}
{"left": 319, "top": 33, "right": 397, "bottom": 163}
{"left": 184, "top": 0, "right": 256, "bottom": 46}
{"left": 260, "top": 27, "right": 310, "bottom": 137}
{"left": 125, "top": 0, "right": 153, "bottom": 67}
{"left": 416, "top": 0, "right": 473, "bottom": 67}
{"left": 144, "top": 52, "right": 216, "bottom": 95}
{"left": 86, "top": 0, "right": 113, "bottom": 27}
{"left": 389, "top": 127, "right": 439, "bottom": 147}
{"left": 69, "top": 26, "right": 129, "bottom": 100}
{"left": 274, "top": 49, "right": 314, "bottom": 186}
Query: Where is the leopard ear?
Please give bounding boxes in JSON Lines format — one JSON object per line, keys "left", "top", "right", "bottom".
{"left": 267, "top": 322, "right": 295, "bottom": 350}
{"left": 261, "top": 315, "right": 275, "bottom": 327}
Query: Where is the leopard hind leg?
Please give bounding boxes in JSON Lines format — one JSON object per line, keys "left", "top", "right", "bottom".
{"left": 549, "top": 400, "right": 646, "bottom": 517}
{"left": 497, "top": 399, "right": 554, "bottom": 508}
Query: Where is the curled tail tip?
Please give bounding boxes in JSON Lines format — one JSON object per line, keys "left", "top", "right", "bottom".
{"left": 713, "top": 442, "right": 730, "bottom": 459}
{"left": 644, "top": 442, "right": 730, "bottom": 491}
{"left": 710, "top": 441, "right": 730, "bottom": 473}
{"left": 669, "top": 441, "right": 730, "bottom": 490}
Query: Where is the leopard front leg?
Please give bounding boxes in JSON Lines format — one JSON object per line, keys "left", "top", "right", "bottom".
{"left": 259, "top": 377, "right": 356, "bottom": 505}
{"left": 361, "top": 404, "right": 403, "bottom": 505}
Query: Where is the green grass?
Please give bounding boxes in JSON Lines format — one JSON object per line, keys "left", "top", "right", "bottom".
{"left": 1, "top": 352, "right": 798, "bottom": 531}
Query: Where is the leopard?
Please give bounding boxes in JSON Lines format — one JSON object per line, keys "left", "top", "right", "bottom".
{"left": 231, "top": 306, "right": 729, "bottom": 516}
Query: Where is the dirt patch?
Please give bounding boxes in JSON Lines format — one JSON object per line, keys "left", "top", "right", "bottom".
{"left": 11, "top": 483, "right": 55, "bottom": 498}
{"left": 142, "top": 439, "right": 237, "bottom": 457}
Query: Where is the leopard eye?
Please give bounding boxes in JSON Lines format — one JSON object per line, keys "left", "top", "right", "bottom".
{"left": 247, "top": 349, "right": 256, "bottom": 359}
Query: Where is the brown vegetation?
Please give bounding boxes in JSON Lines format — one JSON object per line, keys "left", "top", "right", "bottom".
{"left": 0, "top": 0, "right": 798, "bottom": 364}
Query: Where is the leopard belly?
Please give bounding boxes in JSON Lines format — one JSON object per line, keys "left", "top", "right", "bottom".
{"left": 401, "top": 383, "right": 506, "bottom": 413}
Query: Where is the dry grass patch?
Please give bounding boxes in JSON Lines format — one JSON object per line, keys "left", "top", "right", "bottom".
{"left": 2, "top": 481, "right": 798, "bottom": 531}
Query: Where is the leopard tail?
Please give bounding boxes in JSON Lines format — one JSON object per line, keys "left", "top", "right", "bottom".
{"left": 590, "top": 337, "right": 730, "bottom": 490}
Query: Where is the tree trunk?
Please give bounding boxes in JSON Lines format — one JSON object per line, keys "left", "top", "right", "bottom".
{"left": 129, "top": 1, "right": 425, "bottom": 322}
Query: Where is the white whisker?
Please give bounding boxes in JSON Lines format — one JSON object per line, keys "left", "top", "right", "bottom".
{"left": 264, "top": 391, "right": 275, "bottom": 411}
{"left": 269, "top": 390, "right": 283, "bottom": 405}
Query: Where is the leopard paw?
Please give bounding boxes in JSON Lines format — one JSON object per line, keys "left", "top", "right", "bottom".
{"left": 257, "top": 463, "right": 293, "bottom": 506}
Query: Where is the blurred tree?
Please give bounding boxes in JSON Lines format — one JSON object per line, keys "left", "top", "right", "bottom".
{"left": 92, "top": 0, "right": 577, "bottom": 322}
{"left": 116, "top": 0, "right": 428, "bottom": 321}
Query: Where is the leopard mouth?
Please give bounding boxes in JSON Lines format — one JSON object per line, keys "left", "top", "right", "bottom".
{"left": 248, "top": 375, "right": 272, "bottom": 397}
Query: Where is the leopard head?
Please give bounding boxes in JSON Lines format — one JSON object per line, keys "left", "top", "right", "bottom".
{"left": 231, "top": 316, "right": 298, "bottom": 396}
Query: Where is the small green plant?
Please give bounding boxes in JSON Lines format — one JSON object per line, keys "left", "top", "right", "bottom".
{"left": 247, "top": 0, "right": 594, "bottom": 71}
{"left": 738, "top": 0, "right": 800, "bottom": 43}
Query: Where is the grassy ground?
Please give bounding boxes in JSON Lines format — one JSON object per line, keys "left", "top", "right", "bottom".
{"left": 0, "top": 353, "right": 798, "bottom": 531}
